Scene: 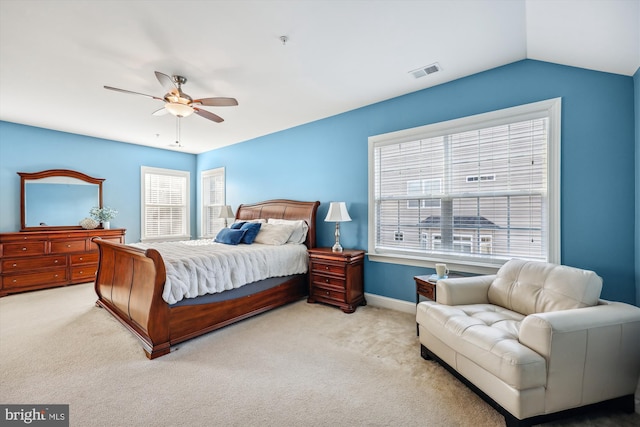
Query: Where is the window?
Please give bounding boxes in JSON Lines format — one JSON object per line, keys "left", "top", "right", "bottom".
{"left": 407, "top": 179, "right": 441, "bottom": 208}
{"left": 368, "top": 98, "right": 560, "bottom": 272}
{"left": 201, "top": 167, "right": 226, "bottom": 238}
{"left": 141, "top": 166, "right": 190, "bottom": 242}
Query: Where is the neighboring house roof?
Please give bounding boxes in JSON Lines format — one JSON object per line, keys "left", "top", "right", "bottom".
{"left": 419, "top": 216, "right": 499, "bottom": 229}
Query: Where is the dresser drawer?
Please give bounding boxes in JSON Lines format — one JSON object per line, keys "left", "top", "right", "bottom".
{"left": 2, "top": 256, "right": 66, "bottom": 272}
{"left": 3, "top": 268, "right": 67, "bottom": 289}
{"left": 71, "top": 265, "right": 98, "bottom": 281}
{"left": 70, "top": 253, "right": 99, "bottom": 265}
{"left": 2, "top": 242, "right": 47, "bottom": 257}
{"left": 87, "top": 237, "right": 123, "bottom": 251}
{"left": 310, "top": 261, "right": 345, "bottom": 277}
{"left": 51, "top": 240, "right": 86, "bottom": 254}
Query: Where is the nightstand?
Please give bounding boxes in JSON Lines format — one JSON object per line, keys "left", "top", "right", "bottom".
{"left": 307, "top": 248, "right": 366, "bottom": 313}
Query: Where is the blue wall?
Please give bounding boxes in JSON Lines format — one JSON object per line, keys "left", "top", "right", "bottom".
{"left": 1, "top": 59, "right": 637, "bottom": 305}
{"left": 199, "top": 59, "right": 637, "bottom": 304}
{"left": 0, "top": 122, "right": 197, "bottom": 242}
{"left": 635, "top": 66, "right": 640, "bottom": 307}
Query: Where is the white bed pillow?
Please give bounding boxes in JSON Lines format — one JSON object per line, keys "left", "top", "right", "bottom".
{"left": 253, "top": 223, "right": 296, "bottom": 245}
{"left": 267, "top": 218, "right": 309, "bottom": 244}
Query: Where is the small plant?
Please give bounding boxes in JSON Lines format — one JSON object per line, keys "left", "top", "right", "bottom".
{"left": 89, "top": 206, "right": 118, "bottom": 222}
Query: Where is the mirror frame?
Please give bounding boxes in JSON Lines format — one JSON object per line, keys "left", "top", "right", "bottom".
{"left": 19, "top": 169, "right": 104, "bottom": 231}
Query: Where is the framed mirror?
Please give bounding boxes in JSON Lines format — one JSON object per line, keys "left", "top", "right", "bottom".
{"left": 19, "top": 169, "right": 104, "bottom": 231}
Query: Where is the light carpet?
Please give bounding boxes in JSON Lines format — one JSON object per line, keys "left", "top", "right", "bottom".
{"left": 1, "top": 283, "right": 638, "bottom": 427}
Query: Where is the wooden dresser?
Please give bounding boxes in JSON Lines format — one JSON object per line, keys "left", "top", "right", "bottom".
{"left": 307, "top": 247, "right": 366, "bottom": 313}
{"left": 0, "top": 228, "right": 125, "bottom": 296}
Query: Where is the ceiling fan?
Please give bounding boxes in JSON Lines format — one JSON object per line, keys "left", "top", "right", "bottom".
{"left": 104, "top": 71, "right": 238, "bottom": 123}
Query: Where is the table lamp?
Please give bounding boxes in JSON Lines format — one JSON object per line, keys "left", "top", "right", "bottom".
{"left": 325, "top": 202, "right": 352, "bottom": 252}
{"left": 218, "top": 205, "right": 235, "bottom": 228}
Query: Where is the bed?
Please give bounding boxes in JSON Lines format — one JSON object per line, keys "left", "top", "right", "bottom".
{"left": 93, "top": 199, "right": 320, "bottom": 359}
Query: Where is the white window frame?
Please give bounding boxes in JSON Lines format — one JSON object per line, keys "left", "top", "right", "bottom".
{"left": 368, "top": 98, "right": 561, "bottom": 274}
{"left": 141, "top": 166, "right": 190, "bottom": 242}
{"left": 201, "top": 167, "right": 227, "bottom": 238}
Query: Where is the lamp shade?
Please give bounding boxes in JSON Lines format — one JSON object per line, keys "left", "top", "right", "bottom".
{"left": 165, "top": 102, "right": 195, "bottom": 118}
{"left": 218, "top": 205, "right": 235, "bottom": 219}
{"left": 324, "top": 202, "right": 352, "bottom": 222}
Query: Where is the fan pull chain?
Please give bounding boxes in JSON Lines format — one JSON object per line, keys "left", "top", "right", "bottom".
{"left": 175, "top": 117, "right": 181, "bottom": 146}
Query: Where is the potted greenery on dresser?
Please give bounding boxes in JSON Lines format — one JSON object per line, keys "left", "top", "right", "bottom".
{"left": 90, "top": 206, "right": 118, "bottom": 229}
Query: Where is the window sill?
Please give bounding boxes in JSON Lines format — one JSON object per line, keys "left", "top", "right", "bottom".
{"left": 366, "top": 252, "right": 500, "bottom": 275}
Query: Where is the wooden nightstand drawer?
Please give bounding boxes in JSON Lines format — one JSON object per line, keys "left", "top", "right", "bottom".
{"left": 311, "top": 261, "right": 345, "bottom": 276}
{"left": 3, "top": 268, "right": 67, "bottom": 288}
{"left": 311, "top": 273, "right": 345, "bottom": 289}
{"left": 2, "top": 256, "right": 66, "bottom": 272}
{"left": 311, "top": 286, "right": 346, "bottom": 302}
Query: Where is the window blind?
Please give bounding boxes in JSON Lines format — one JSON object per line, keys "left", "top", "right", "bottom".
{"left": 141, "top": 167, "right": 190, "bottom": 241}
{"left": 201, "top": 168, "right": 226, "bottom": 237}
{"left": 369, "top": 99, "right": 560, "bottom": 269}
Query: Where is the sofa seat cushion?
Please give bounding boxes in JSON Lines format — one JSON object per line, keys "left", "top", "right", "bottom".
{"left": 417, "top": 301, "right": 547, "bottom": 390}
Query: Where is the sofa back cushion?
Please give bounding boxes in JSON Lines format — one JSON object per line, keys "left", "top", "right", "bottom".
{"left": 488, "top": 259, "right": 602, "bottom": 315}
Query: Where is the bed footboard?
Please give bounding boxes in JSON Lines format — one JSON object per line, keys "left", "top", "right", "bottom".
{"left": 93, "top": 238, "right": 170, "bottom": 359}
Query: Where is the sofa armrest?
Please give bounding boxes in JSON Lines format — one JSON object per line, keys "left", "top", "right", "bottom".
{"left": 519, "top": 301, "right": 640, "bottom": 410}
{"left": 436, "top": 275, "right": 495, "bottom": 305}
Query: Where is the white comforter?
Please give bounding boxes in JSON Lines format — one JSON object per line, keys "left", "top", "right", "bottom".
{"left": 131, "top": 240, "right": 309, "bottom": 304}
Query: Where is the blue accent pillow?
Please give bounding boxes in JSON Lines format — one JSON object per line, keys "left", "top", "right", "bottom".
{"left": 230, "top": 221, "right": 246, "bottom": 230}
{"left": 240, "top": 222, "right": 262, "bottom": 244}
{"left": 214, "top": 228, "right": 246, "bottom": 245}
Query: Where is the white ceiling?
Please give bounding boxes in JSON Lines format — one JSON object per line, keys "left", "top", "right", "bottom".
{"left": 1, "top": 0, "right": 638, "bottom": 154}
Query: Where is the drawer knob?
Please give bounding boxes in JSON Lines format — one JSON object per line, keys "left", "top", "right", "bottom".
{"left": 12, "top": 279, "right": 17, "bottom": 283}
{"left": 12, "top": 263, "right": 17, "bottom": 267}
{"left": 79, "top": 257, "right": 83, "bottom": 261}
{"left": 325, "top": 278, "right": 329, "bottom": 283}
{"left": 54, "top": 260, "right": 58, "bottom": 264}
{"left": 66, "top": 244, "right": 71, "bottom": 248}
{"left": 325, "top": 266, "right": 329, "bottom": 270}
{"left": 54, "top": 274, "right": 58, "bottom": 278}
{"left": 22, "top": 247, "right": 27, "bottom": 251}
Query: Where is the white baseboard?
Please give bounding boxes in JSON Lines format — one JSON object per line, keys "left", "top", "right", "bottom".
{"left": 364, "top": 293, "right": 416, "bottom": 314}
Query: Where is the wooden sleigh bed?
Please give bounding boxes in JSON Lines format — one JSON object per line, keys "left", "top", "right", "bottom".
{"left": 93, "top": 199, "right": 320, "bottom": 359}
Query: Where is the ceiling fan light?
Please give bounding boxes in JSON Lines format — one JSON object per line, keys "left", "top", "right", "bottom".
{"left": 165, "top": 102, "right": 194, "bottom": 118}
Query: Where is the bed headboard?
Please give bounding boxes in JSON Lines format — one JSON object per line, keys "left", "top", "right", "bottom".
{"left": 235, "top": 199, "right": 320, "bottom": 249}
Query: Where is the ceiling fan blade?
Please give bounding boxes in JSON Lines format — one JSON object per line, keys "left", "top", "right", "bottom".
{"left": 104, "top": 85, "right": 163, "bottom": 101}
{"left": 193, "top": 97, "right": 238, "bottom": 107}
{"left": 155, "top": 71, "right": 178, "bottom": 94}
{"left": 193, "top": 107, "right": 224, "bottom": 123}
{"left": 151, "top": 107, "right": 168, "bottom": 116}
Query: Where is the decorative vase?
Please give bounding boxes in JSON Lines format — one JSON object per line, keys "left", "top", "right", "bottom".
{"left": 102, "top": 221, "right": 110, "bottom": 229}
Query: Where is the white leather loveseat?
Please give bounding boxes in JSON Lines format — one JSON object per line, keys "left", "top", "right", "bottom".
{"left": 416, "top": 259, "right": 640, "bottom": 427}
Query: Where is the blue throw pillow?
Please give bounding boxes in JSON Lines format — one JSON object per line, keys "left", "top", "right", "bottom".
{"left": 230, "top": 221, "right": 246, "bottom": 230}
{"left": 240, "top": 222, "right": 262, "bottom": 244}
{"left": 214, "top": 228, "right": 246, "bottom": 245}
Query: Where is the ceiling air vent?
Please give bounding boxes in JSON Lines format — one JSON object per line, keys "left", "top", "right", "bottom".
{"left": 409, "top": 62, "right": 441, "bottom": 79}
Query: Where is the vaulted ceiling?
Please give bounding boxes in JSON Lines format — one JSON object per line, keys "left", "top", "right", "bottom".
{"left": 1, "top": 0, "right": 638, "bottom": 154}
